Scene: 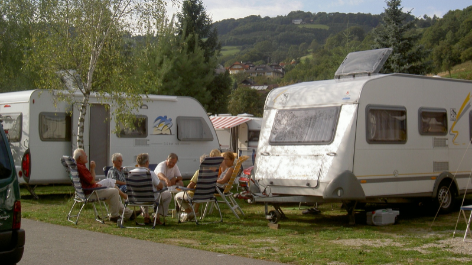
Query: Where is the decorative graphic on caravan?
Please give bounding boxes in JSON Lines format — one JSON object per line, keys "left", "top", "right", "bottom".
{"left": 152, "top": 115, "right": 173, "bottom": 135}
{"left": 450, "top": 92, "right": 469, "bottom": 145}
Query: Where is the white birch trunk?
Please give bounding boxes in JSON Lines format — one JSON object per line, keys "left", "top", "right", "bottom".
{"left": 76, "top": 95, "right": 89, "bottom": 149}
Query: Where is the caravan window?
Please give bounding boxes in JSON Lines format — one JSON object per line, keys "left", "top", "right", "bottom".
{"left": 117, "top": 115, "right": 147, "bottom": 138}
{"left": 269, "top": 107, "right": 340, "bottom": 145}
{"left": 366, "top": 105, "right": 407, "bottom": 144}
{"left": 176, "top": 116, "right": 213, "bottom": 141}
{"left": 248, "top": 130, "right": 260, "bottom": 147}
{"left": 418, "top": 108, "right": 447, "bottom": 135}
{"left": 39, "top": 112, "right": 71, "bottom": 141}
{"left": 1, "top": 113, "right": 22, "bottom": 142}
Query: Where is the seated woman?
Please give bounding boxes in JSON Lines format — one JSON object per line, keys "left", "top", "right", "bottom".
{"left": 131, "top": 153, "right": 172, "bottom": 225}
{"left": 216, "top": 152, "right": 235, "bottom": 191}
{"left": 106, "top": 153, "right": 128, "bottom": 200}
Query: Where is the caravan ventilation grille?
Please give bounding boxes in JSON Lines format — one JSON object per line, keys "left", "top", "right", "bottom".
{"left": 134, "top": 139, "right": 149, "bottom": 146}
{"left": 433, "top": 138, "right": 448, "bottom": 147}
{"left": 433, "top": 161, "right": 449, "bottom": 172}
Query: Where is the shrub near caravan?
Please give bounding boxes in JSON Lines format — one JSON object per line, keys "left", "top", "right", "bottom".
{"left": 252, "top": 49, "right": 472, "bottom": 224}
{"left": 0, "top": 90, "right": 219, "bottom": 197}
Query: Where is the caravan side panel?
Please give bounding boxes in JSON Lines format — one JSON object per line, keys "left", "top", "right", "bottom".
{"left": 354, "top": 75, "right": 472, "bottom": 198}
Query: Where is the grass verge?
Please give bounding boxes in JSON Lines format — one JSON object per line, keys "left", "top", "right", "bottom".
{"left": 220, "top": 46, "right": 241, "bottom": 57}
{"left": 21, "top": 185, "right": 472, "bottom": 264}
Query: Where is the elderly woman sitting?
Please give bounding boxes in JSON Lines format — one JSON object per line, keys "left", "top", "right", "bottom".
{"left": 216, "top": 151, "right": 235, "bottom": 191}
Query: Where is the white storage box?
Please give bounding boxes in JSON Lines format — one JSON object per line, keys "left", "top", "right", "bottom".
{"left": 366, "top": 209, "right": 399, "bottom": 226}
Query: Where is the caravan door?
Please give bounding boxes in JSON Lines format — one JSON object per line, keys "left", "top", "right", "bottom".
{"left": 72, "top": 103, "right": 110, "bottom": 176}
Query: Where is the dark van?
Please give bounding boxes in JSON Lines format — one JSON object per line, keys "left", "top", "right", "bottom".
{"left": 0, "top": 115, "right": 25, "bottom": 264}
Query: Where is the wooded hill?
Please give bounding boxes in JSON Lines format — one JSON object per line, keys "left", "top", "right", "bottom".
{"left": 214, "top": 6, "right": 472, "bottom": 81}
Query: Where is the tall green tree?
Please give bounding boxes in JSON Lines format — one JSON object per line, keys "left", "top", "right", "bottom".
{"left": 177, "top": 0, "right": 220, "bottom": 63}
{"left": 176, "top": 0, "right": 232, "bottom": 114}
{"left": 22, "top": 0, "right": 169, "bottom": 148}
{"left": 136, "top": 20, "right": 214, "bottom": 108}
{"left": 372, "top": 0, "right": 431, "bottom": 74}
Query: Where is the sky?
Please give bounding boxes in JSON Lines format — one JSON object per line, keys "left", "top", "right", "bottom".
{"left": 166, "top": 0, "right": 471, "bottom": 22}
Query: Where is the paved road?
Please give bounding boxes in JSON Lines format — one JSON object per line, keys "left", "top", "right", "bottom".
{"left": 19, "top": 219, "right": 284, "bottom": 265}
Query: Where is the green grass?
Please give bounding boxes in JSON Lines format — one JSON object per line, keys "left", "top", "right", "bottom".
{"left": 21, "top": 185, "right": 472, "bottom": 264}
{"left": 220, "top": 46, "right": 241, "bottom": 57}
{"left": 297, "top": 24, "right": 329, "bottom": 30}
{"left": 436, "top": 60, "right": 472, "bottom": 80}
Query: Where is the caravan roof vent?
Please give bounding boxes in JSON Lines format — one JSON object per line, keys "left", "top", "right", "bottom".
{"left": 334, "top": 48, "right": 392, "bottom": 79}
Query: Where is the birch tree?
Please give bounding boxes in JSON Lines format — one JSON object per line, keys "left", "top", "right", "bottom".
{"left": 23, "top": 0, "right": 173, "bottom": 148}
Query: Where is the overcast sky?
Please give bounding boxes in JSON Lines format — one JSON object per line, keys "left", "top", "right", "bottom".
{"left": 166, "top": 0, "right": 471, "bottom": 22}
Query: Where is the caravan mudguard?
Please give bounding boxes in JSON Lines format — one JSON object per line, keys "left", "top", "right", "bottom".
{"left": 432, "top": 171, "right": 459, "bottom": 198}
{"left": 323, "top": 170, "right": 366, "bottom": 200}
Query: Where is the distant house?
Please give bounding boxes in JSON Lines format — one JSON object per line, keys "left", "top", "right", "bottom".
{"left": 228, "top": 62, "right": 249, "bottom": 74}
{"left": 246, "top": 65, "right": 284, "bottom": 78}
{"left": 292, "top": 19, "right": 303, "bottom": 24}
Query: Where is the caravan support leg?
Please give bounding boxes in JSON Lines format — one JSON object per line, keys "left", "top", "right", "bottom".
{"left": 345, "top": 201, "right": 358, "bottom": 225}
{"left": 25, "top": 183, "right": 39, "bottom": 200}
{"left": 264, "top": 203, "right": 287, "bottom": 224}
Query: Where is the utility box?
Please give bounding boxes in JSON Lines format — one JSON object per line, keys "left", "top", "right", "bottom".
{"left": 366, "top": 209, "right": 399, "bottom": 226}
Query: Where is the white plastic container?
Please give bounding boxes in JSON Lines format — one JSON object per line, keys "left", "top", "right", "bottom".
{"left": 366, "top": 208, "right": 399, "bottom": 226}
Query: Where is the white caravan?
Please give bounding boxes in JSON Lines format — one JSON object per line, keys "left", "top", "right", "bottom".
{"left": 210, "top": 114, "right": 262, "bottom": 167}
{"left": 0, "top": 90, "right": 219, "bottom": 196}
{"left": 252, "top": 49, "right": 472, "bottom": 223}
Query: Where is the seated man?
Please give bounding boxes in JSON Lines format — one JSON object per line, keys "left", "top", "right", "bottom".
{"left": 73, "top": 148, "right": 138, "bottom": 222}
{"left": 106, "top": 153, "right": 128, "bottom": 199}
{"left": 154, "top": 153, "right": 183, "bottom": 187}
{"left": 131, "top": 153, "right": 171, "bottom": 224}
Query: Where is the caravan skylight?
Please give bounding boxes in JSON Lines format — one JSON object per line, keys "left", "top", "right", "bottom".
{"left": 334, "top": 48, "right": 392, "bottom": 79}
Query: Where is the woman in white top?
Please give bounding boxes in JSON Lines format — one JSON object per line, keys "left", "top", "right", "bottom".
{"left": 217, "top": 152, "right": 235, "bottom": 191}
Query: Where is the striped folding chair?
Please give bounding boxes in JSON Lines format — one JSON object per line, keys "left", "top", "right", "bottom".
{"left": 61, "top": 156, "right": 108, "bottom": 225}
{"left": 119, "top": 167, "right": 165, "bottom": 228}
{"left": 177, "top": 157, "right": 224, "bottom": 225}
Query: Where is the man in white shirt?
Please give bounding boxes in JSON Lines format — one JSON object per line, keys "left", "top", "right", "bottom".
{"left": 131, "top": 153, "right": 171, "bottom": 224}
{"left": 154, "top": 153, "right": 184, "bottom": 187}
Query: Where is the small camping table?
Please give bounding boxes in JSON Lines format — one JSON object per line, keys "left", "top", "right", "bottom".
{"left": 460, "top": 205, "right": 472, "bottom": 242}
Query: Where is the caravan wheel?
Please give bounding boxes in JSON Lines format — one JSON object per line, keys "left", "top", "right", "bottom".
{"left": 436, "top": 182, "right": 455, "bottom": 213}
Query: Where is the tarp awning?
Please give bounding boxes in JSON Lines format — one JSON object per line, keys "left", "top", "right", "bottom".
{"left": 210, "top": 116, "right": 251, "bottom": 129}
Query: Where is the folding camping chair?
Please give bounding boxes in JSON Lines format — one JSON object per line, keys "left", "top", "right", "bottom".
{"left": 212, "top": 156, "right": 248, "bottom": 219}
{"left": 119, "top": 167, "right": 166, "bottom": 228}
{"left": 61, "top": 156, "right": 109, "bottom": 225}
{"left": 177, "top": 157, "right": 224, "bottom": 225}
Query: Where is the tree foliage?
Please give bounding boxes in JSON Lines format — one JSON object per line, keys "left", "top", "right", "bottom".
{"left": 17, "top": 0, "right": 169, "bottom": 148}
{"left": 372, "top": 0, "right": 431, "bottom": 74}
{"left": 228, "top": 86, "right": 264, "bottom": 117}
{"left": 174, "top": 0, "right": 231, "bottom": 113}
{"left": 136, "top": 21, "right": 214, "bottom": 108}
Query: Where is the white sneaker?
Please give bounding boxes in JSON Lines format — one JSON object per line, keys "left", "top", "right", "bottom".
{"left": 180, "top": 213, "right": 188, "bottom": 222}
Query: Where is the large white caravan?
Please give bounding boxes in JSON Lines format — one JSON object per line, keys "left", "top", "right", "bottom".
{"left": 252, "top": 49, "right": 472, "bottom": 223}
{"left": 210, "top": 114, "right": 262, "bottom": 168}
{"left": 0, "top": 90, "right": 219, "bottom": 196}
